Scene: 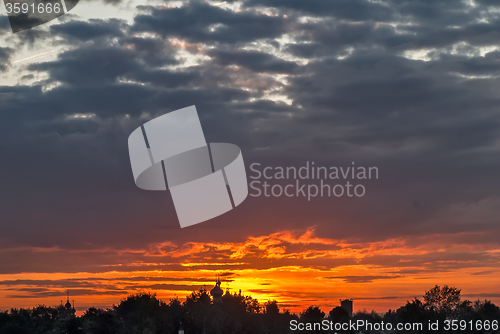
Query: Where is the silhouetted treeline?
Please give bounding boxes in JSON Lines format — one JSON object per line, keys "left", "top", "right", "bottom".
{"left": 1, "top": 285, "right": 499, "bottom": 334}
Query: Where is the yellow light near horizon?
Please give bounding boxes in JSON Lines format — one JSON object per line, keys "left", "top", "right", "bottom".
{"left": 1, "top": 229, "right": 500, "bottom": 315}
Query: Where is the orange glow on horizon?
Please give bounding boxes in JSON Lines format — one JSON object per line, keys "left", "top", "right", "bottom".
{"left": 1, "top": 228, "right": 499, "bottom": 315}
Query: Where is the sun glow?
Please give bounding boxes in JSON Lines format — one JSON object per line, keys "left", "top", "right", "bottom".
{"left": 1, "top": 228, "right": 499, "bottom": 315}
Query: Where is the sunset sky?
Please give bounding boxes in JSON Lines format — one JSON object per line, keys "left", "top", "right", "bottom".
{"left": 1, "top": 0, "right": 500, "bottom": 315}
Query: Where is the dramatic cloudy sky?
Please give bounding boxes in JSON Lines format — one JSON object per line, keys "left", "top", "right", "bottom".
{"left": 1, "top": 0, "right": 500, "bottom": 314}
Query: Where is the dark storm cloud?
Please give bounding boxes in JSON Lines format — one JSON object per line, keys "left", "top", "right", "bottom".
{"left": 471, "top": 270, "right": 497, "bottom": 275}
{"left": 245, "top": 0, "right": 393, "bottom": 21}
{"left": 359, "top": 251, "right": 500, "bottom": 271}
{"left": 0, "top": 276, "right": 238, "bottom": 300}
{"left": 386, "top": 0, "right": 478, "bottom": 26}
{"left": 325, "top": 275, "right": 404, "bottom": 283}
{"left": 0, "top": 15, "right": 10, "bottom": 35}
{"left": 475, "top": 0, "right": 500, "bottom": 6}
{"left": 0, "top": 47, "right": 14, "bottom": 72}
{"left": 206, "top": 49, "right": 299, "bottom": 74}
{"left": 1, "top": 0, "right": 500, "bottom": 276}
{"left": 126, "top": 69, "right": 201, "bottom": 88}
{"left": 119, "top": 36, "right": 178, "bottom": 67}
{"left": 131, "top": 2, "right": 290, "bottom": 44}
{"left": 285, "top": 20, "right": 500, "bottom": 61}
{"left": 50, "top": 19, "right": 126, "bottom": 42}
{"left": 0, "top": 277, "right": 233, "bottom": 290}
{"left": 9, "top": 28, "right": 51, "bottom": 47}
{"left": 29, "top": 46, "right": 143, "bottom": 84}
{"left": 121, "top": 284, "right": 206, "bottom": 291}
{"left": 8, "top": 290, "right": 125, "bottom": 298}
{"left": 0, "top": 279, "right": 110, "bottom": 288}
{"left": 394, "top": 20, "right": 500, "bottom": 49}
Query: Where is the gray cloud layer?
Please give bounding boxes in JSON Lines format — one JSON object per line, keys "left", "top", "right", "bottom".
{"left": 1, "top": 0, "right": 500, "bottom": 270}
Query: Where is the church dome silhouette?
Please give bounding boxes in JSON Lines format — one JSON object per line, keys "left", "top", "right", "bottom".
{"left": 210, "top": 277, "right": 224, "bottom": 303}
{"left": 65, "top": 300, "right": 72, "bottom": 309}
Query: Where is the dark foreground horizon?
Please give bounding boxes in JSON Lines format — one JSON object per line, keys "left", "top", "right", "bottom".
{"left": 1, "top": 284, "right": 499, "bottom": 334}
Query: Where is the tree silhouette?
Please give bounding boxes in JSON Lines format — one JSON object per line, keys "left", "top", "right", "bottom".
{"left": 82, "top": 307, "right": 119, "bottom": 334}
{"left": 328, "top": 306, "right": 349, "bottom": 322}
{"left": 424, "top": 285, "right": 462, "bottom": 319}
{"left": 114, "top": 292, "right": 172, "bottom": 334}
{"left": 185, "top": 287, "right": 211, "bottom": 305}
{"left": 300, "top": 306, "right": 325, "bottom": 321}
{"left": 264, "top": 300, "right": 279, "bottom": 315}
{"left": 0, "top": 285, "right": 499, "bottom": 334}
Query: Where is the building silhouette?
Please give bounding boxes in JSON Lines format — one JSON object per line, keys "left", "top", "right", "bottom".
{"left": 210, "top": 277, "right": 224, "bottom": 303}
{"left": 340, "top": 299, "right": 353, "bottom": 317}
{"left": 58, "top": 292, "right": 76, "bottom": 322}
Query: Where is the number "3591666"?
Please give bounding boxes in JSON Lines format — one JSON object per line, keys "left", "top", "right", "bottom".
{"left": 5, "top": 2, "right": 62, "bottom": 14}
